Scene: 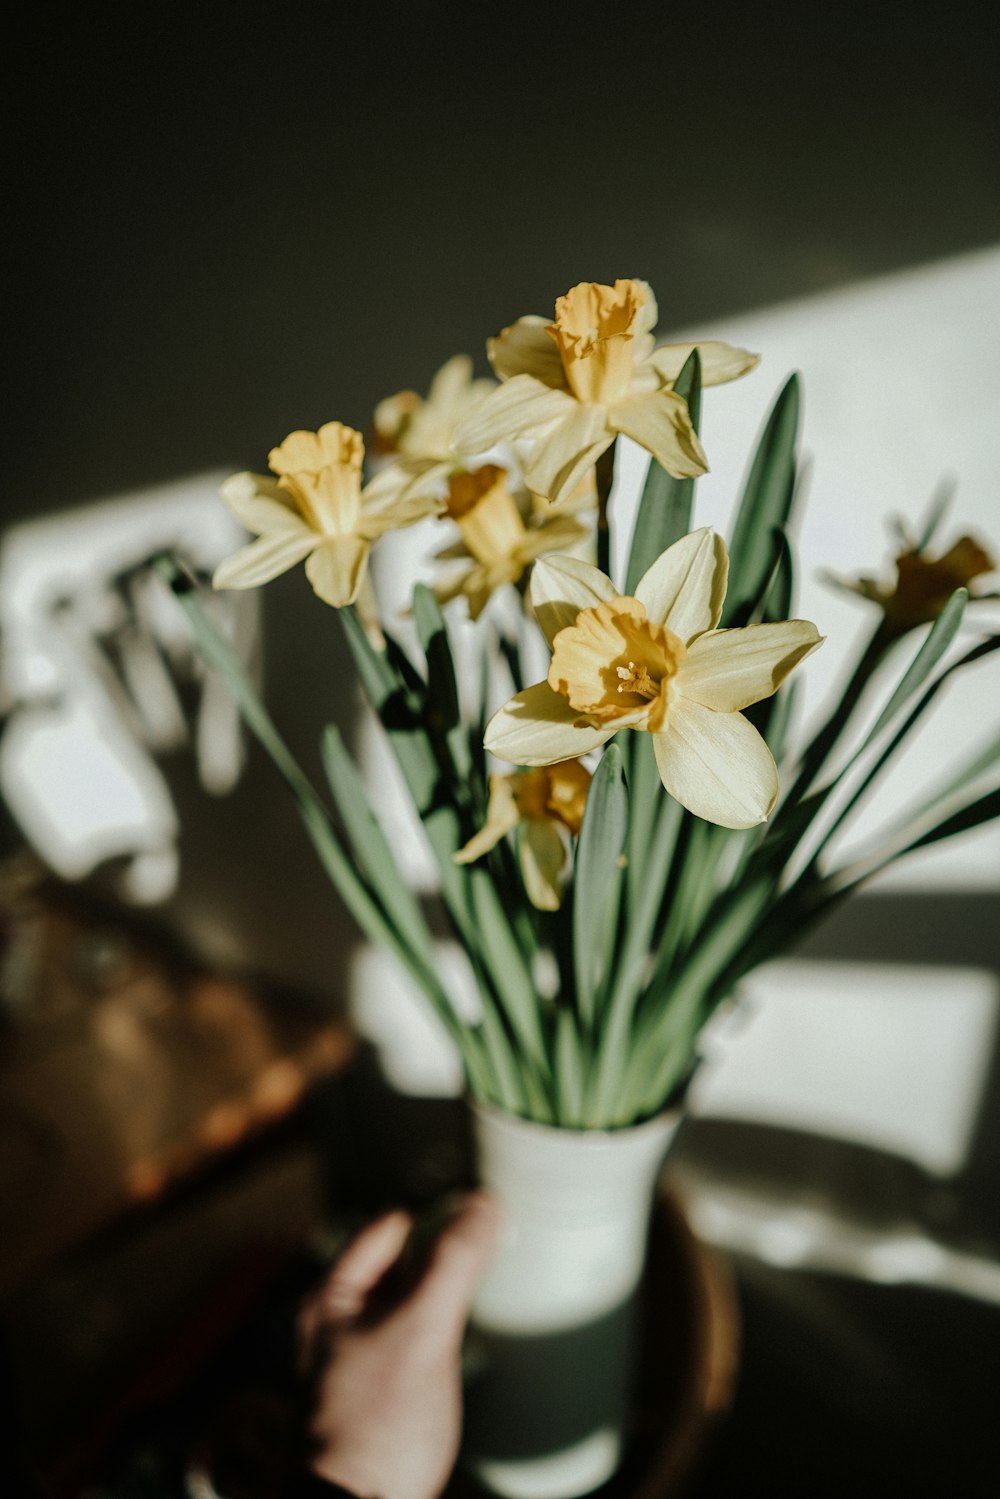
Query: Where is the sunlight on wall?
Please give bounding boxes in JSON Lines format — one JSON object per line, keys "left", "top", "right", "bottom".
{"left": 691, "top": 959, "right": 999, "bottom": 1176}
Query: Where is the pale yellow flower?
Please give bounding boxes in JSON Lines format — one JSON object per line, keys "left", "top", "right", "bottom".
{"left": 433, "top": 464, "right": 593, "bottom": 619}
{"left": 372, "top": 353, "right": 496, "bottom": 459}
{"left": 830, "top": 531, "right": 997, "bottom": 638}
{"left": 213, "top": 422, "right": 438, "bottom": 608}
{"left": 454, "top": 279, "right": 759, "bottom": 506}
{"left": 366, "top": 354, "right": 497, "bottom": 510}
{"left": 485, "top": 529, "right": 822, "bottom": 829}
{"left": 454, "top": 759, "right": 591, "bottom": 910}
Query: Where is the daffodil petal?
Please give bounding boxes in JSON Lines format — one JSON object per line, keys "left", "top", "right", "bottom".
{"left": 427, "top": 353, "right": 476, "bottom": 409}
{"left": 220, "top": 472, "right": 304, "bottom": 535}
{"left": 653, "top": 699, "right": 779, "bottom": 828}
{"left": 680, "top": 620, "right": 824, "bottom": 711}
{"left": 518, "top": 516, "right": 591, "bottom": 566}
{"left": 634, "top": 528, "right": 728, "bottom": 642}
{"left": 305, "top": 535, "right": 370, "bottom": 608}
{"left": 610, "top": 388, "right": 708, "bottom": 479}
{"left": 524, "top": 404, "right": 612, "bottom": 506}
{"left": 650, "top": 340, "right": 761, "bottom": 387}
{"left": 485, "top": 681, "right": 612, "bottom": 766}
{"left": 360, "top": 488, "right": 442, "bottom": 538}
{"left": 454, "top": 777, "right": 520, "bottom": 864}
{"left": 632, "top": 279, "right": 659, "bottom": 336}
{"left": 519, "top": 820, "right": 568, "bottom": 911}
{"left": 454, "top": 374, "right": 574, "bottom": 453}
{"left": 488, "top": 316, "right": 566, "bottom": 388}
{"left": 362, "top": 456, "right": 448, "bottom": 508}
{"left": 213, "top": 529, "right": 317, "bottom": 590}
{"left": 529, "top": 553, "right": 619, "bottom": 648}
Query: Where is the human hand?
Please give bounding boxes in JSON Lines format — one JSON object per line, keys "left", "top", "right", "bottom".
{"left": 297, "top": 1193, "right": 500, "bottom": 1499}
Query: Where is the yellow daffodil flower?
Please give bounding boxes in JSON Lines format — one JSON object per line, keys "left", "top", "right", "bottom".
{"left": 454, "top": 760, "right": 591, "bottom": 910}
{"left": 454, "top": 279, "right": 759, "bottom": 506}
{"left": 829, "top": 530, "right": 997, "bottom": 638}
{"left": 213, "top": 422, "right": 439, "bottom": 608}
{"left": 485, "top": 529, "right": 823, "bottom": 829}
{"left": 433, "top": 464, "right": 593, "bottom": 619}
{"left": 372, "top": 353, "right": 496, "bottom": 460}
{"left": 366, "top": 354, "right": 497, "bottom": 513}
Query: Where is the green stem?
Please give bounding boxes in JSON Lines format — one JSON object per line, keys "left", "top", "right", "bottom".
{"left": 784, "top": 621, "right": 892, "bottom": 806}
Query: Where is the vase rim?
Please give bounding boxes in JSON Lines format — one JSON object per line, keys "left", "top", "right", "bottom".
{"left": 468, "top": 1096, "right": 681, "bottom": 1148}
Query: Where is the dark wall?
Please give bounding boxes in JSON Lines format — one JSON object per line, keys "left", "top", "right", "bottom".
{"left": 8, "top": 2, "right": 999, "bottom": 516}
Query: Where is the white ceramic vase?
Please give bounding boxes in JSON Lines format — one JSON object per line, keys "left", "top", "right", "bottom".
{"left": 463, "top": 1101, "right": 681, "bottom": 1499}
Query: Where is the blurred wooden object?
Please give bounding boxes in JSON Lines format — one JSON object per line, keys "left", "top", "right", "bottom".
{"left": 0, "top": 855, "right": 355, "bottom": 1292}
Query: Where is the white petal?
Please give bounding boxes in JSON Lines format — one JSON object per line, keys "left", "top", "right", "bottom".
{"left": 529, "top": 553, "right": 618, "bottom": 648}
{"left": 519, "top": 821, "right": 569, "bottom": 911}
{"left": 213, "top": 530, "right": 316, "bottom": 590}
{"left": 680, "top": 621, "right": 824, "bottom": 711}
{"left": 305, "top": 535, "right": 370, "bottom": 607}
{"left": 454, "top": 374, "right": 573, "bottom": 453}
{"left": 427, "top": 352, "right": 475, "bottom": 407}
{"left": 609, "top": 388, "right": 708, "bottom": 479}
{"left": 485, "top": 681, "right": 612, "bottom": 765}
{"left": 524, "top": 403, "right": 612, "bottom": 506}
{"left": 219, "top": 471, "right": 304, "bottom": 535}
{"left": 653, "top": 700, "right": 779, "bottom": 828}
{"left": 650, "top": 340, "right": 761, "bottom": 387}
{"left": 634, "top": 528, "right": 728, "bottom": 641}
{"left": 488, "top": 316, "right": 566, "bottom": 388}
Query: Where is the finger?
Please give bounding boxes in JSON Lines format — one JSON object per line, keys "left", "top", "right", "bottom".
{"left": 408, "top": 1192, "right": 501, "bottom": 1341}
{"left": 319, "top": 1208, "right": 413, "bottom": 1321}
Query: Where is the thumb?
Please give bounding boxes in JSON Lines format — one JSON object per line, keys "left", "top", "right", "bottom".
{"left": 408, "top": 1192, "right": 501, "bottom": 1342}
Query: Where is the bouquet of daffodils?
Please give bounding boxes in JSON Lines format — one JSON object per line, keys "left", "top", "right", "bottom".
{"left": 162, "top": 279, "right": 999, "bottom": 1129}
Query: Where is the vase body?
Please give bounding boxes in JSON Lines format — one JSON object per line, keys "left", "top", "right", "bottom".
{"left": 463, "top": 1102, "right": 680, "bottom": 1499}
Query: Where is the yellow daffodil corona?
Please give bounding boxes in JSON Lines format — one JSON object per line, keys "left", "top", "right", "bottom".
{"left": 213, "top": 422, "right": 439, "bottom": 608}
{"left": 485, "top": 529, "right": 823, "bottom": 829}
{"left": 455, "top": 279, "right": 759, "bottom": 506}
{"left": 433, "top": 464, "right": 592, "bottom": 619}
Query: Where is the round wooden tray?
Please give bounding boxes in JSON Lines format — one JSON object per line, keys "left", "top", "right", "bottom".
{"left": 446, "top": 1185, "right": 739, "bottom": 1498}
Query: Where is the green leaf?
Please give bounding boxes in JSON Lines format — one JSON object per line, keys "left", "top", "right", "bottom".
{"left": 320, "top": 725, "right": 438, "bottom": 972}
{"left": 829, "top": 788, "right": 1000, "bottom": 902}
{"left": 412, "top": 583, "right": 472, "bottom": 780}
{"left": 722, "top": 374, "right": 800, "bottom": 627}
{"left": 905, "top": 789, "right": 1000, "bottom": 851}
{"left": 573, "top": 743, "right": 628, "bottom": 1028}
{"left": 861, "top": 588, "right": 967, "bottom": 746}
{"left": 916, "top": 478, "right": 955, "bottom": 550}
{"left": 804, "top": 633, "right": 1000, "bottom": 870}
{"left": 755, "top": 527, "right": 795, "bottom": 624}
{"left": 628, "top": 874, "right": 776, "bottom": 1115}
{"left": 769, "top": 594, "right": 973, "bottom": 870}
{"left": 584, "top": 793, "right": 685, "bottom": 1122}
{"left": 555, "top": 1007, "right": 587, "bottom": 1126}
{"left": 155, "top": 558, "right": 471, "bottom": 1056}
{"left": 624, "top": 350, "right": 702, "bottom": 594}
{"left": 469, "top": 867, "right": 550, "bottom": 1078}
